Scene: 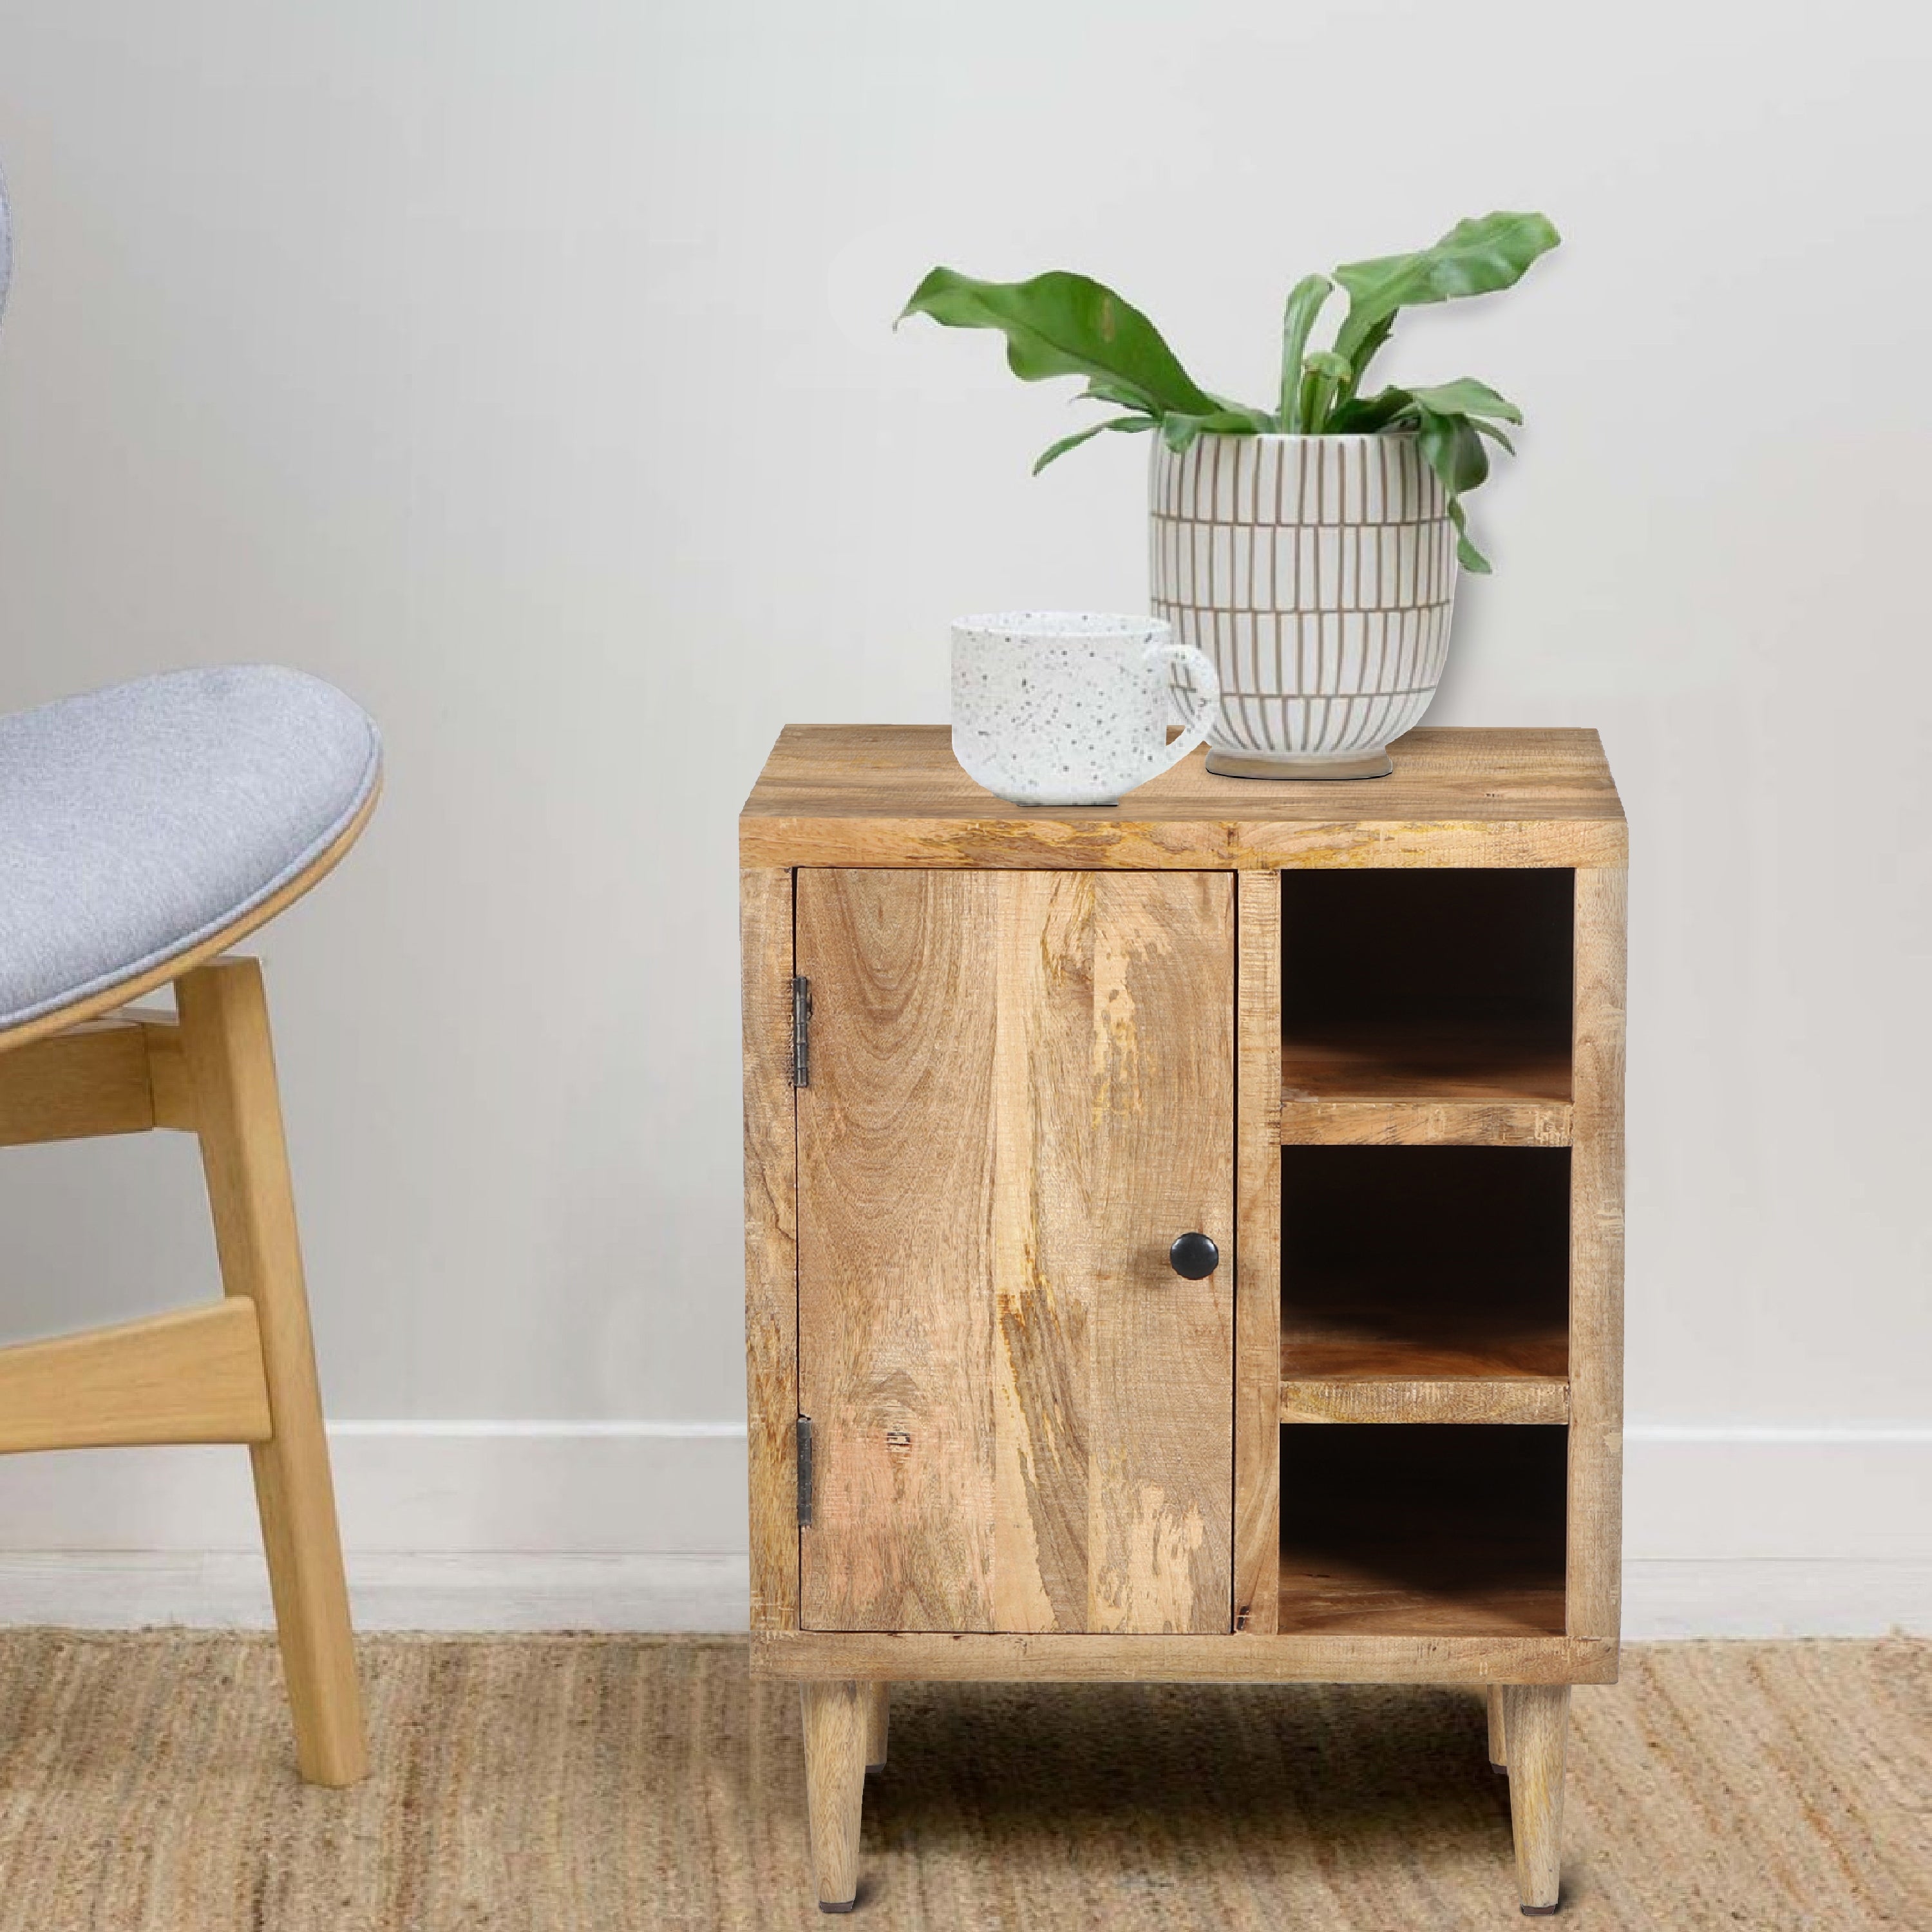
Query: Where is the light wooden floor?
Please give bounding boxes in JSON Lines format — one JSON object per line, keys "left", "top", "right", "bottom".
{"left": 0, "top": 1633, "right": 1922, "bottom": 1929}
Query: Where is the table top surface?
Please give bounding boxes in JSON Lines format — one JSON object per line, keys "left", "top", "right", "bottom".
{"left": 741, "top": 725, "right": 1625, "bottom": 871}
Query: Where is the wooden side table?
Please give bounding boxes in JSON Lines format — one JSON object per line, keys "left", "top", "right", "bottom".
{"left": 740, "top": 725, "right": 1626, "bottom": 1915}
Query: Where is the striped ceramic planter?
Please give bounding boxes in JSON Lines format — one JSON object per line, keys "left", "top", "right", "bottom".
{"left": 1150, "top": 432, "right": 1457, "bottom": 779}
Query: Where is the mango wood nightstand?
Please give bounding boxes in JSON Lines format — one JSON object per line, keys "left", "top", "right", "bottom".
{"left": 741, "top": 724, "right": 1625, "bottom": 1915}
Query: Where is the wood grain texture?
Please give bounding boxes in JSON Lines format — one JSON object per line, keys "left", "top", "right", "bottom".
{"left": 1070, "top": 873, "right": 1235, "bottom": 1636}
{"left": 994, "top": 873, "right": 1089, "bottom": 1633}
{"left": 1566, "top": 868, "right": 1627, "bottom": 1649}
{"left": 1278, "top": 1377, "right": 1569, "bottom": 1426}
{"left": 753, "top": 1630, "right": 1616, "bottom": 1685}
{"left": 178, "top": 958, "right": 366, "bottom": 1788}
{"left": 1503, "top": 1683, "right": 1570, "bottom": 1911}
{"left": 862, "top": 1682, "right": 889, "bottom": 1773}
{"left": 800, "top": 1681, "right": 867, "bottom": 1911}
{"left": 1281, "top": 1098, "right": 1571, "bottom": 1146}
{"left": 1277, "top": 1544, "right": 1564, "bottom": 1638}
{"left": 796, "top": 871, "right": 999, "bottom": 1633}
{"left": 0, "top": 1301, "right": 270, "bottom": 1453}
{"left": 1281, "top": 1017, "right": 1572, "bottom": 1103}
{"left": 0, "top": 781, "right": 380, "bottom": 1056}
{"left": 0, "top": 1019, "right": 155, "bottom": 1146}
{"left": 795, "top": 870, "right": 1235, "bottom": 1636}
{"left": 740, "top": 868, "right": 800, "bottom": 1634}
{"left": 1280, "top": 1322, "right": 1567, "bottom": 1385}
{"left": 1488, "top": 1683, "right": 1508, "bottom": 1769}
{"left": 1280, "top": 1017, "right": 1571, "bottom": 1146}
{"left": 137, "top": 1012, "right": 197, "bottom": 1130}
{"left": 741, "top": 726, "right": 1627, "bottom": 872}
{"left": 1233, "top": 869, "right": 1282, "bottom": 1634}
{"left": 743, "top": 732, "right": 1625, "bottom": 1733}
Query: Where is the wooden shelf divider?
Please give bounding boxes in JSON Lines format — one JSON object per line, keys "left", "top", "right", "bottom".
{"left": 1280, "top": 1374, "right": 1569, "bottom": 1426}
{"left": 1280, "top": 1305, "right": 1570, "bottom": 1426}
{"left": 1282, "top": 1016, "right": 1573, "bottom": 1147}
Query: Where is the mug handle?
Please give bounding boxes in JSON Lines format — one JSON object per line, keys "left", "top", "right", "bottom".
{"left": 1142, "top": 641, "right": 1221, "bottom": 777}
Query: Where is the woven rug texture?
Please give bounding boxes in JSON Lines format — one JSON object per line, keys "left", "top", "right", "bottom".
{"left": 0, "top": 1633, "right": 1924, "bottom": 1930}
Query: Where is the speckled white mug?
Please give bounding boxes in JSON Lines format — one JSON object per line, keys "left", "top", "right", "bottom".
{"left": 951, "top": 612, "right": 1220, "bottom": 806}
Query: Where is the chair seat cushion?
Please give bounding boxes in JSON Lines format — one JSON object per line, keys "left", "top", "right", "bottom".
{"left": 0, "top": 667, "right": 381, "bottom": 1032}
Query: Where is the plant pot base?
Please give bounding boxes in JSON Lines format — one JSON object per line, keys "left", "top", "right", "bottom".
{"left": 1205, "top": 746, "right": 1394, "bottom": 781}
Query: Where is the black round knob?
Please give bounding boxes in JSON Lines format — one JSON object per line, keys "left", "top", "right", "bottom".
{"left": 1168, "top": 1232, "right": 1219, "bottom": 1280}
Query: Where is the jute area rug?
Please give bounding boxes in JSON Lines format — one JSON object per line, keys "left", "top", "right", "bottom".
{"left": 0, "top": 1633, "right": 1923, "bottom": 1930}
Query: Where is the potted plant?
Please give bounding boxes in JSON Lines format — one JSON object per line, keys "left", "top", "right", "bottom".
{"left": 901, "top": 212, "right": 1559, "bottom": 779}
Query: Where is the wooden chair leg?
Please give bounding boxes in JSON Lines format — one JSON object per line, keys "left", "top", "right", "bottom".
{"left": 177, "top": 958, "right": 366, "bottom": 1788}
{"left": 1487, "top": 1683, "right": 1508, "bottom": 1773}
{"left": 801, "top": 1680, "right": 867, "bottom": 1913}
{"left": 1501, "top": 1684, "right": 1568, "bottom": 1915}
{"left": 863, "top": 1681, "right": 889, "bottom": 1774}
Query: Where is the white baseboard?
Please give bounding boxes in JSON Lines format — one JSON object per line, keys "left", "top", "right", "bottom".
{"left": 1622, "top": 1560, "right": 1932, "bottom": 1640}
{"left": 0, "top": 1423, "right": 1924, "bottom": 1636}
{"left": 0, "top": 1551, "right": 752, "bottom": 1633}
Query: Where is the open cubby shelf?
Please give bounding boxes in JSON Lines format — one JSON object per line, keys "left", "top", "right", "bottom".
{"left": 1278, "top": 1425, "right": 1568, "bottom": 1636}
{"left": 1280, "top": 1146, "right": 1571, "bottom": 1425}
{"left": 1280, "top": 868, "right": 1575, "bottom": 1146}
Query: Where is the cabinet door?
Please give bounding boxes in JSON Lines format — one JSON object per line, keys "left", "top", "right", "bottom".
{"left": 796, "top": 869, "right": 1235, "bottom": 1634}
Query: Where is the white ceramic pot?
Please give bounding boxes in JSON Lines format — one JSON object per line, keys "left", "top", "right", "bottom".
{"left": 1149, "top": 432, "right": 1457, "bottom": 779}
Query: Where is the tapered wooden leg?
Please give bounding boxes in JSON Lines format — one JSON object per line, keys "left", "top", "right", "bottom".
{"left": 801, "top": 1680, "right": 867, "bottom": 1912}
{"left": 1501, "top": 1684, "right": 1568, "bottom": 1915}
{"left": 178, "top": 959, "right": 366, "bottom": 1788}
{"left": 862, "top": 1681, "right": 889, "bottom": 1774}
{"left": 1487, "top": 1684, "right": 1508, "bottom": 1773}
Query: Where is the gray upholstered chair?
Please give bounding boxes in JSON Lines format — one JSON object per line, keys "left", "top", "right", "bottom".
{"left": 0, "top": 171, "right": 374, "bottom": 1787}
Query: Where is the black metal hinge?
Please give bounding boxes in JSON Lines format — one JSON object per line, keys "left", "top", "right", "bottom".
{"left": 796, "top": 1415, "right": 814, "bottom": 1527}
{"left": 791, "top": 976, "right": 812, "bottom": 1088}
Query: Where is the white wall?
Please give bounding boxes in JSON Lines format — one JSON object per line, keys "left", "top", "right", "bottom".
{"left": 0, "top": 0, "right": 1926, "bottom": 1631}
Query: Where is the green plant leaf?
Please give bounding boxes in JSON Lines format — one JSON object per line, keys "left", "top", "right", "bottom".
{"left": 1447, "top": 498, "right": 1491, "bottom": 573}
{"left": 1338, "top": 313, "right": 1396, "bottom": 401}
{"left": 1414, "top": 408, "right": 1493, "bottom": 572}
{"left": 1327, "top": 386, "right": 1414, "bottom": 435}
{"left": 1298, "top": 350, "right": 1353, "bottom": 435}
{"left": 1415, "top": 408, "right": 1490, "bottom": 496}
{"left": 1032, "top": 415, "right": 1156, "bottom": 473}
{"left": 1403, "top": 377, "right": 1522, "bottom": 424}
{"left": 1157, "top": 406, "right": 1270, "bottom": 453}
{"left": 1077, "top": 377, "right": 1150, "bottom": 411}
{"left": 900, "top": 267, "right": 1222, "bottom": 418}
{"left": 1469, "top": 417, "right": 1517, "bottom": 455}
{"left": 1278, "top": 274, "right": 1333, "bottom": 430}
{"left": 1332, "top": 212, "right": 1560, "bottom": 366}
